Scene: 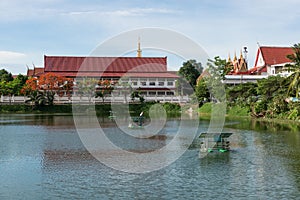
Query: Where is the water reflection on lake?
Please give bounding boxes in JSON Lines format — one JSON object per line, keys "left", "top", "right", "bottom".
{"left": 0, "top": 114, "right": 300, "bottom": 199}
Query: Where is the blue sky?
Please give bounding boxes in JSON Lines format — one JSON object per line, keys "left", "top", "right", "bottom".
{"left": 1, "top": 0, "right": 300, "bottom": 74}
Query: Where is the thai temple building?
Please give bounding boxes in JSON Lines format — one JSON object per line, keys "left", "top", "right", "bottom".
{"left": 26, "top": 40, "right": 184, "bottom": 102}
{"left": 224, "top": 45, "right": 295, "bottom": 84}
{"left": 226, "top": 46, "right": 294, "bottom": 76}
{"left": 251, "top": 46, "right": 294, "bottom": 76}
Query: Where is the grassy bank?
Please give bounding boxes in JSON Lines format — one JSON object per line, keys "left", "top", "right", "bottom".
{"left": 199, "top": 102, "right": 300, "bottom": 125}
{"left": 199, "top": 103, "right": 250, "bottom": 117}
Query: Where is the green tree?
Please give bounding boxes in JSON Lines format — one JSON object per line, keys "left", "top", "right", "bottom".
{"left": 76, "top": 78, "right": 98, "bottom": 102}
{"left": 25, "top": 91, "right": 48, "bottom": 108}
{"left": 0, "top": 81, "right": 7, "bottom": 96}
{"left": 95, "top": 80, "right": 114, "bottom": 103}
{"left": 178, "top": 59, "right": 203, "bottom": 90}
{"left": 0, "top": 78, "right": 23, "bottom": 104}
{"left": 207, "top": 56, "right": 232, "bottom": 80}
{"left": 15, "top": 74, "right": 28, "bottom": 86}
{"left": 285, "top": 43, "right": 300, "bottom": 97}
{"left": 204, "top": 56, "right": 229, "bottom": 102}
{"left": 25, "top": 90, "right": 56, "bottom": 108}
{"left": 252, "top": 76, "right": 288, "bottom": 118}
{"left": 0, "top": 69, "right": 13, "bottom": 82}
{"left": 194, "top": 79, "right": 209, "bottom": 106}
{"left": 227, "top": 82, "right": 258, "bottom": 106}
{"left": 256, "top": 76, "right": 286, "bottom": 99}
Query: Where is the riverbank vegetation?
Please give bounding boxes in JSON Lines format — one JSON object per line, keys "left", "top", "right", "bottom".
{"left": 0, "top": 102, "right": 181, "bottom": 117}
{"left": 192, "top": 43, "right": 300, "bottom": 121}
{"left": 197, "top": 74, "right": 300, "bottom": 121}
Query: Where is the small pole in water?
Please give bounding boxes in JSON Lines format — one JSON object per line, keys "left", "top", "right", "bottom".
{"left": 139, "top": 112, "right": 143, "bottom": 126}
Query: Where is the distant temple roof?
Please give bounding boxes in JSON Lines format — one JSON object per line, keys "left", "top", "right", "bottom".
{"left": 27, "top": 67, "right": 44, "bottom": 77}
{"left": 27, "top": 39, "right": 179, "bottom": 79}
{"left": 254, "top": 46, "right": 294, "bottom": 67}
{"left": 27, "top": 69, "right": 34, "bottom": 77}
{"left": 248, "top": 46, "right": 294, "bottom": 75}
{"left": 226, "top": 46, "right": 294, "bottom": 76}
{"left": 44, "top": 56, "right": 168, "bottom": 73}
{"left": 227, "top": 51, "right": 248, "bottom": 75}
{"left": 26, "top": 56, "right": 178, "bottom": 78}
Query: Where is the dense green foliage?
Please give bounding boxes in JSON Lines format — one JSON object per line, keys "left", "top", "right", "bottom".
{"left": 177, "top": 59, "right": 203, "bottom": 94}
{"left": 0, "top": 69, "right": 13, "bottom": 82}
{"left": 198, "top": 75, "right": 300, "bottom": 120}
{"left": 194, "top": 79, "right": 210, "bottom": 106}
{"left": 0, "top": 102, "right": 182, "bottom": 117}
{"left": 25, "top": 90, "right": 55, "bottom": 109}
{"left": 207, "top": 56, "right": 232, "bottom": 80}
{"left": 196, "top": 43, "right": 300, "bottom": 121}
{"left": 284, "top": 44, "right": 300, "bottom": 98}
{"left": 0, "top": 70, "right": 27, "bottom": 97}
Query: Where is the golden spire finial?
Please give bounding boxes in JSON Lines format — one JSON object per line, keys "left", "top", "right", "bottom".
{"left": 240, "top": 50, "right": 244, "bottom": 59}
{"left": 233, "top": 51, "right": 237, "bottom": 61}
{"left": 137, "top": 37, "right": 142, "bottom": 57}
{"left": 228, "top": 53, "right": 232, "bottom": 63}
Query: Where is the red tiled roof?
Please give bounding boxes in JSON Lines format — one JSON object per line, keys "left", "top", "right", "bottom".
{"left": 259, "top": 46, "right": 294, "bottom": 66}
{"left": 44, "top": 56, "right": 167, "bottom": 73}
{"left": 27, "top": 69, "right": 34, "bottom": 76}
{"left": 52, "top": 72, "right": 179, "bottom": 78}
{"left": 230, "top": 71, "right": 252, "bottom": 75}
{"left": 243, "top": 66, "right": 267, "bottom": 75}
{"left": 260, "top": 66, "right": 267, "bottom": 72}
{"left": 34, "top": 67, "right": 44, "bottom": 75}
{"left": 27, "top": 68, "right": 44, "bottom": 77}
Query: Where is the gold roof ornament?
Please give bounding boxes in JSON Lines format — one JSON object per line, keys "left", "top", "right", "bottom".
{"left": 228, "top": 53, "right": 232, "bottom": 63}
{"left": 233, "top": 52, "right": 237, "bottom": 62}
{"left": 240, "top": 50, "right": 244, "bottom": 60}
{"left": 137, "top": 37, "right": 142, "bottom": 57}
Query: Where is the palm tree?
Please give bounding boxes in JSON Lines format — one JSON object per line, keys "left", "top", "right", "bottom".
{"left": 25, "top": 91, "right": 48, "bottom": 108}
{"left": 285, "top": 43, "right": 300, "bottom": 97}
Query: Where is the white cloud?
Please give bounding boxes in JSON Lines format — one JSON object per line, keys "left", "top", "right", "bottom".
{"left": 0, "top": 51, "right": 27, "bottom": 63}
{"left": 104, "top": 8, "right": 178, "bottom": 17}
{"left": 0, "top": 0, "right": 179, "bottom": 22}
{"left": 0, "top": 0, "right": 63, "bottom": 21}
{"left": 62, "top": 7, "right": 178, "bottom": 18}
{"left": 0, "top": 51, "right": 28, "bottom": 74}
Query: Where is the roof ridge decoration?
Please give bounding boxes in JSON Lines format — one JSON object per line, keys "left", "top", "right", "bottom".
{"left": 137, "top": 37, "right": 142, "bottom": 58}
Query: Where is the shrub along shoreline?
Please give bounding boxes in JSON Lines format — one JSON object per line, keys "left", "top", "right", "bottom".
{"left": 0, "top": 102, "right": 181, "bottom": 118}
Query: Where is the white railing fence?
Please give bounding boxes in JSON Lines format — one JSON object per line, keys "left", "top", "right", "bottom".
{"left": 0, "top": 95, "right": 190, "bottom": 104}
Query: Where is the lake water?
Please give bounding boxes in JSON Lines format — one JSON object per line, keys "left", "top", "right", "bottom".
{"left": 0, "top": 114, "right": 300, "bottom": 199}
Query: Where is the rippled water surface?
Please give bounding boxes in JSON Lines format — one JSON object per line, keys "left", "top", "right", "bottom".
{"left": 0, "top": 114, "right": 300, "bottom": 199}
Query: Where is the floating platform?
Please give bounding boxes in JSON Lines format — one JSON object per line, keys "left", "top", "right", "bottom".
{"left": 199, "top": 132, "right": 233, "bottom": 153}
{"left": 108, "top": 111, "right": 117, "bottom": 120}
